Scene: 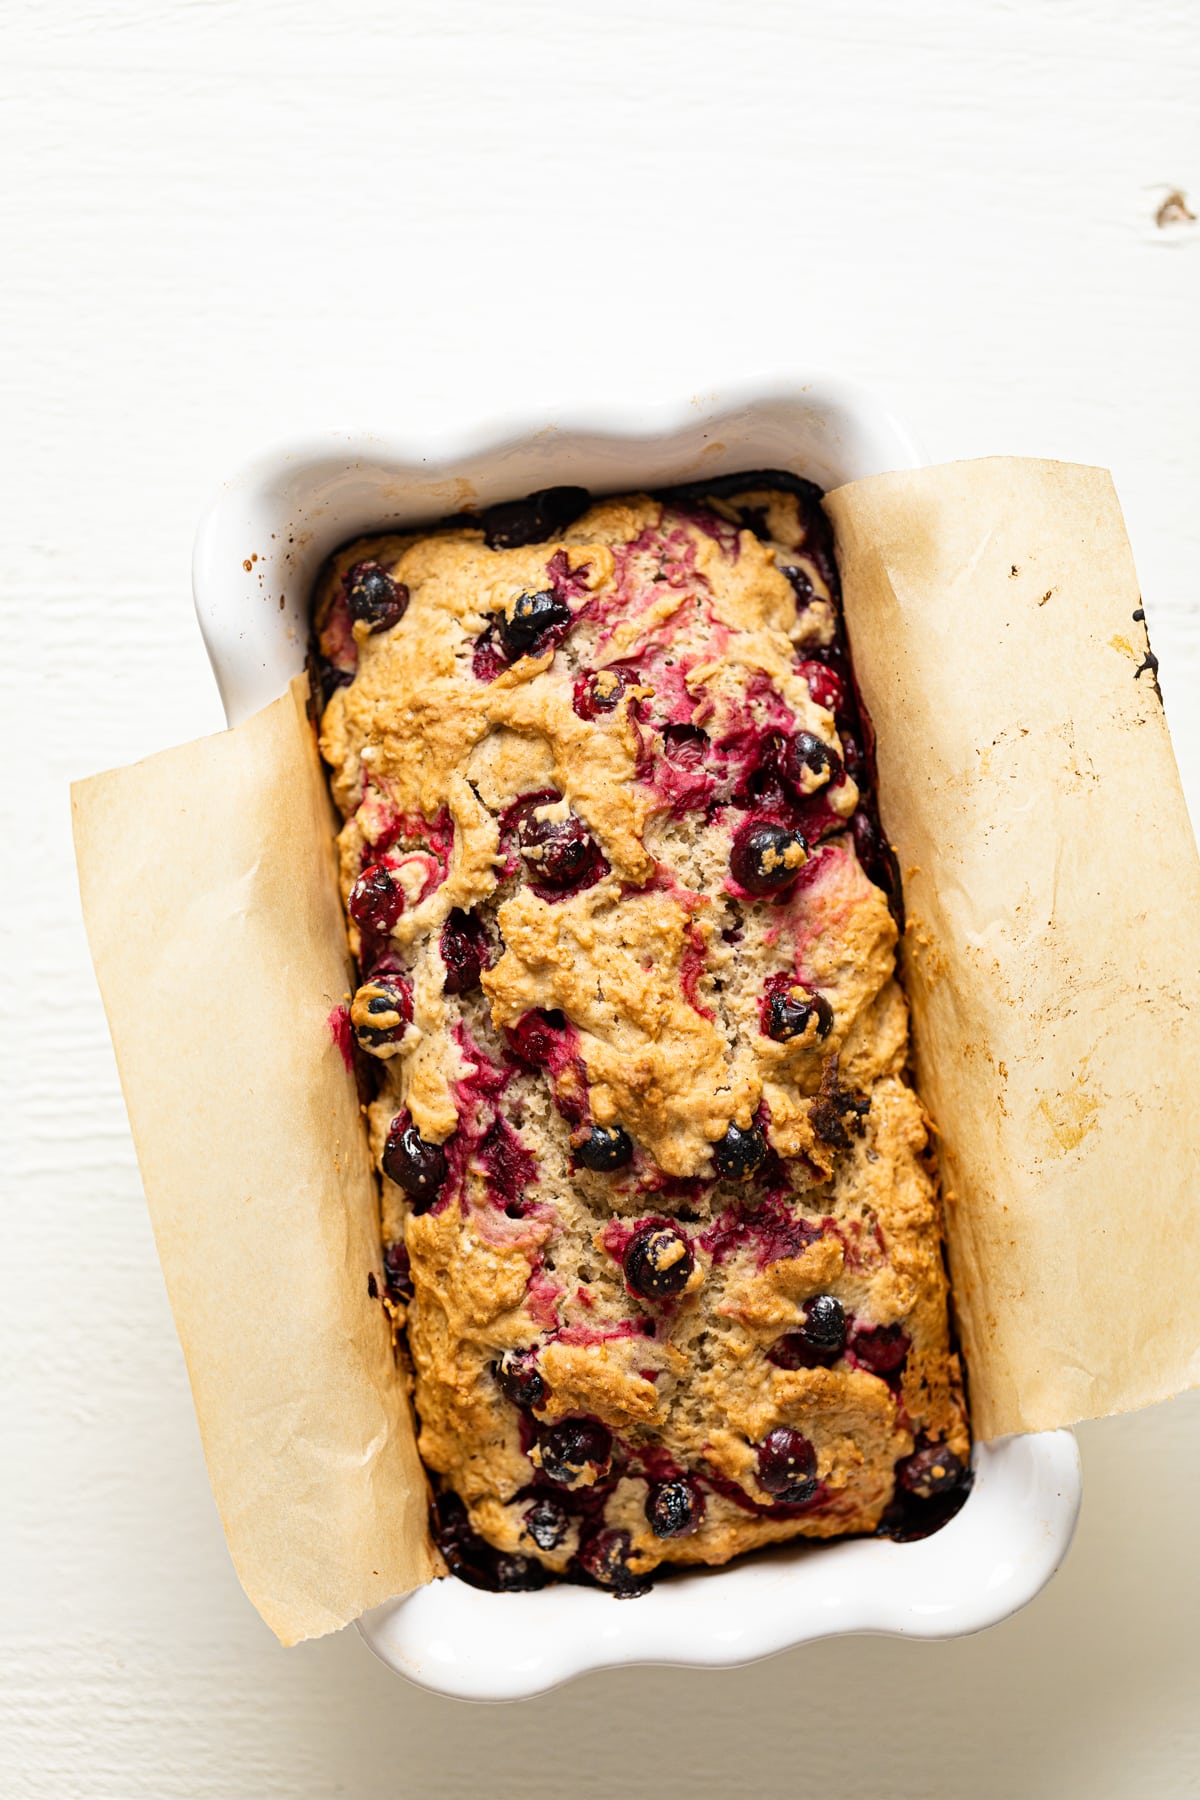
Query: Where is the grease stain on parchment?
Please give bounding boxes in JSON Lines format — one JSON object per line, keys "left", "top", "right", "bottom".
{"left": 1036, "top": 1079, "right": 1102, "bottom": 1154}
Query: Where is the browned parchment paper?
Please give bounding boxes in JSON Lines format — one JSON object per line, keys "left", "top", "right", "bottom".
{"left": 827, "top": 457, "right": 1200, "bottom": 1440}
{"left": 72, "top": 460, "right": 1200, "bottom": 1642}
{"left": 71, "top": 677, "right": 437, "bottom": 1644}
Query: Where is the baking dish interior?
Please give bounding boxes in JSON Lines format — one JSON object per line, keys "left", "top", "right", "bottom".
{"left": 193, "top": 381, "right": 1082, "bottom": 1697}
{"left": 194, "top": 381, "right": 922, "bottom": 727}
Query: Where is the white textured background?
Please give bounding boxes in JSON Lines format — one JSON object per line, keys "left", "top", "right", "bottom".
{"left": 4, "top": 1, "right": 1199, "bottom": 1795}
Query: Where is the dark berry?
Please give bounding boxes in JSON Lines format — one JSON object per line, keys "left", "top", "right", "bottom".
{"left": 800, "top": 1293, "right": 846, "bottom": 1354}
{"left": 731, "top": 502, "right": 771, "bottom": 541}
{"left": 804, "top": 641, "right": 851, "bottom": 676}
{"left": 573, "top": 666, "right": 636, "bottom": 720}
{"left": 741, "top": 730, "right": 789, "bottom": 805}
{"left": 852, "top": 809, "right": 883, "bottom": 858}
{"left": 351, "top": 973, "right": 413, "bottom": 1053}
{"left": 659, "top": 468, "right": 824, "bottom": 515}
{"left": 524, "top": 1495, "right": 569, "bottom": 1551}
{"left": 661, "top": 723, "right": 709, "bottom": 770}
{"left": 623, "top": 1224, "right": 694, "bottom": 1300}
{"left": 507, "top": 1008, "right": 567, "bottom": 1068}
{"left": 878, "top": 1468, "right": 975, "bottom": 1543}
{"left": 852, "top": 811, "right": 897, "bottom": 900}
{"left": 472, "top": 622, "right": 509, "bottom": 683}
{"left": 839, "top": 732, "right": 866, "bottom": 785}
{"left": 765, "top": 982, "right": 834, "bottom": 1044}
{"left": 382, "top": 1238, "right": 413, "bottom": 1302}
{"left": 382, "top": 1118, "right": 448, "bottom": 1212}
{"left": 730, "top": 819, "right": 807, "bottom": 895}
{"left": 440, "top": 908, "right": 488, "bottom": 994}
{"left": 478, "top": 1116, "right": 537, "bottom": 1210}
{"left": 518, "top": 808, "right": 597, "bottom": 886}
{"left": 897, "top": 1444, "right": 967, "bottom": 1499}
{"left": 344, "top": 560, "right": 409, "bottom": 634}
{"left": 574, "top": 1124, "right": 633, "bottom": 1172}
{"left": 755, "top": 1426, "right": 818, "bottom": 1504}
{"left": 495, "top": 1348, "right": 546, "bottom": 1411}
{"left": 492, "top": 1552, "right": 551, "bottom": 1591}
{"left": 769, "top": 1294, "right": 846, "bottom": 1368}
{"left": 537, "top": 1416, "right": 613, "bottom": 1486}
{"left": 476, "top": 485, "right": 590, "bottom": 550}
{"left": 434, "top": 1492, "right": 549, "bottom": 1593}
{"left": 768, "top": 1334, "right": 820, "bottom": 1371}
{"left": 347, "top": 863, "right": 404, "bottom": 935}
{"left": 712, "top": 1120, "right": 768, "bottom": 1181}
{"left": 313, "top": 651, "right": 353, "bottom": 705}
{"left": 852, "top": 1323, "right": 910, "bottom": 1375}
{"left": 577, "top": 1528, "right": 650, "bottom": 1597}
{"left": 798, "top": 658, "right": 845, "bottom": 716}
{"left": 780, "top": 563, "right": 815, "bottom": 604}
{"left": 783, "top": 731, "right": 840, "bottom": 796}
{"left": 498, "top": 589, "right": 572, "bottom": 661}
{"left": 645, "top": 1476, "right": 703, "bottom": 1538}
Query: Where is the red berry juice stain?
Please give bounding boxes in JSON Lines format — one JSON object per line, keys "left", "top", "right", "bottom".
{"left": 545, "top": 546, "right": 592, "bottom": 602}
{"left": 524, "top": 1268, "right": 563, "bottom": 1330}
{"left": 553, "top": 1319, "right": 655, "bottom": 1347}
{"left": 679, "top": 923, "right": 714, "bottom": 1020}
{"left": 326, "top": 1003, "right": 355, "bottom": 1072}
{"left": 700, "top": 1463, "right": 830, "bottom": 1519}
{"left": 699, "top": 1195, "right": 823, "bottom": 1269}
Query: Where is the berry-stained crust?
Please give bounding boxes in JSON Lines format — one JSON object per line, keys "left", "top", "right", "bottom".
{"left": 313, "top": 474, "right": 971, "bottom": 1596}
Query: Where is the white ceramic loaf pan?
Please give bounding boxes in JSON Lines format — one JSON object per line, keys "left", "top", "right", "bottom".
{"left": 193, "top": 380, "right": 1082, "bottom": 1701}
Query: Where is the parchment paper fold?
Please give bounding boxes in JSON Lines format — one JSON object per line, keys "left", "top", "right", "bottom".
{"left": 72, "top": 678, "right": 437, "bottom": 1645}
{"left": 827, "top": 457, "right": 1200, "bottom": 1440}
{"left": 72, "top": 457, "right": 1200, "bottom": 1640}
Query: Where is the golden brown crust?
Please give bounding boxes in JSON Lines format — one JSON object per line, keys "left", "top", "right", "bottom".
{"left": 316, "top": 482, "right": 970, "bottom": 1587}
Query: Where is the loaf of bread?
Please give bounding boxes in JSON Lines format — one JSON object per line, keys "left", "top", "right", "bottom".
{"left": 314, "top": 474, "right": 970, "bottom": 1595}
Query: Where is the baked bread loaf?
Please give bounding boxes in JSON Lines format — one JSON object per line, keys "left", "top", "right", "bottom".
{"left": 314, "top": 473, "right": 970, "bottom": 1595}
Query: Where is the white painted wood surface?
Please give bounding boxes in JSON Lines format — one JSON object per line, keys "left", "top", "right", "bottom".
{"left": 4, "top": 1, "right": 1198, "bottom": 1793}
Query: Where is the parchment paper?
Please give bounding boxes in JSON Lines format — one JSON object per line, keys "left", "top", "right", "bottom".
{"left": 827, "top": 457, "right": 1200, "bottom": 1440}
{"left": 71, "top": 677, "right": 437, "bottom": 1645}
{"left": 72, "top": 458, "right": 1200, "bottom": 1642}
